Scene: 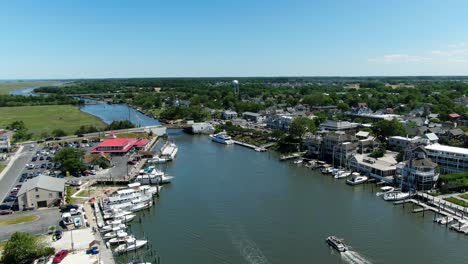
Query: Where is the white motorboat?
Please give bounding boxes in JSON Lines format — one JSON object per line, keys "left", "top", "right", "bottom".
{"left": 383, "top": 191, "right": 410, "bottom": 201}
{"left": 434, "top": 216, "right": 454, "bottom": 225}
{"left": 293, "top": 159, "right": 303, "bottom": 164}
{"left": 160, "top": 142, "right": 178, "bottom": 161}
{"left": 210, "top": 131, "right": 234, "bottom": 145}
{"left": 334, "top": 171, "right": 352, "bottom": 179}
{"left": 346, "top": 176, "right": 368, "bottom": 185}
{"left": 106, "top": 214, "right": 135, "bottom": 225}
{"left": 103, "top": 230, "right": 128, "bottom": 240}
{"left": 130, "top": 200, "right": 153, "bottom": 212}
{"left": 100, "top": 223, "right": 126, "bottom": 233}
{"left": 376, "top": 186, "right": 396, "bottom": 196}
{"left": 103, "top": 209, "right": 132, "bottom": 220}
{"left": 135, "top": 174, "right": 173, "bottom": 185}
{"left": 326, "top": 236, "right": 347, "bottom": 252}
{"left": 114, "top": 240, "right": 148, "bottom": 254}
{"left": 332, "top": 169, "right": 345, "bottom": 176}
{"left": 109, "top": 234, "right": 136, "bottom": 245}
{"left": 103, "top": 193, "right": 153, "bottom": 208}
{"left": 147, "top": 156, "right": 168, "bottom": 164}
{"left": 320, "top": 167, "right": 333, "bottom": 174}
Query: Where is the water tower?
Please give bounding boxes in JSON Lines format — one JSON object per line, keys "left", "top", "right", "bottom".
{"left": 231, "top": 80, "right": 239, "bottom": 95}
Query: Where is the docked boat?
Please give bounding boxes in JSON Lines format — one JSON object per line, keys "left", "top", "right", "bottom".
{"left": 434, "top": 216, "right": 454, "bottom": 225}
{"left": 103, "top": 209, "right": 132, "bottom": 220}
{"left": 293, "top": 159, "right": 303, "bottom": 164}
{"left": 147, "top": 156, "right": 168, "bottom": 164}
{"left": 376, "top": 186, "right": 396, "bottom": 196}
{"left": 114, "top": 240, "right": 148, "bottom": 254}
{"left": 332, "top": 169, "right": 345, "bottom": 176}
{"left": 160, "top": 141, "right": 178, "bottom": 161}
{"left": 210, "top": 131, "right": 234, "bottom": 145}
{"left": 109, "top": 234, "right": 136, "bottom": 245}
{"left": 346, "top": 176, "right": 368, "bottom": 185}
{"left": 320, "top": 167, "right": 333, "bottom": 174}
{"left": 130, "top": 200, "right": 153, "bottom": 212}
{"left": 334, "top": 171, "right": 352, "bottom": 179}
{"left": 326, "top": 236, "right": 347, "bottom": 252}
{"left": 383, "top": 191, "right": 410, "bottom": 201}
{"left": 106, "top": 214, "right": 135, "bottom": 225}
{"left": 103, "top": 230, "right": 128, "bottom": 240}
{"left": 100, "top": 223, "right": 126, "bottom": 233}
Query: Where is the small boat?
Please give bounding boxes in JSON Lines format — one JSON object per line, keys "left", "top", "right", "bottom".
{"left": 332, "top": 169, "right": 345, "bottom": 176}
{"left": 103, "top": 230, "right": 128, "bottom": 240}
{"left": 109, "top": 234, "right": 136, "bottom": 245}
{"left": 383, "top": 191, "right": 410, "bottom": 201}
{"left": 434, "top": 216, "right": 454, "bottom": 225}
{"left": 147, "top": 156, "right": 168, "bottom": 164}
{"left": 114, "top": 240, "right": 148, "bottom": 254}
{"left": 346, "top": 176, "right": 368, "bottom": 185}
{"left": 376, "top": 186, "right": 395, "bottom": 196}
{"left": 320, "top": 167, "right": 333, "bottom": 174}
{"left": 103, "top": 209, "right": 132, "bottom": 220}
{"left": 107, "top": 214, "right": 135, "bottom": 225}
{"left": 293, "top": 159, "right": 303, "bottom": 164}
{"left": 254, "top": 147, "right": 267, "bottom": 152}
{"left": 210, "top": 131, "right": 234, "bottom": 145}
{"left": 326, "top": 236, "right": 347, "bottom": 252}
{"left": 334, "top": 171, "right": 351, "bottom": 179}
{"left": 100, "top": 223, "right": 126, "bottom": 233}
{"left": 130, "top": 201, "right": 153, "bottom": 212}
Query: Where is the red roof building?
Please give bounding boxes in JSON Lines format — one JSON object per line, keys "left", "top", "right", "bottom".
{"left": 92, "top": 138, "right": 148, "bottom": 153}
{"left": 449, "top": 113, "right": 461, "bottom": 119}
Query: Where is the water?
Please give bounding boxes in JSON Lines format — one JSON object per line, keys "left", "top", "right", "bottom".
{"left": 79, "top": 100, "right": 160, "bottom": 126}
{"left": 9, "top": 86, "right": 38, "bottom": 96}
{"left": 116, "top": 132, "right": 468, "bottom": 264}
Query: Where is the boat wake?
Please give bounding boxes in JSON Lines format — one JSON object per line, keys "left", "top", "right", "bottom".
{"left": 341, "top": 250, "right": 372, "bottom": 264}
{"left": 227, "top": 224, "right": 270, "bottom": 264}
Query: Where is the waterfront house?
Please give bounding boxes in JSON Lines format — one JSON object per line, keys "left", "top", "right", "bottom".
{"left": 242, "top": 112, "right": 265, "bottom": 123}
{"left": 17, "top": 176, "right": 65, "bottom": 211}
{"left": 348, "top": 152, "right": 398, "bottom": 182}
{"left": 319, "top": 120, "right": 360, "bottom": 132}
{"left": 424, "top": 144, "right": 468, "bottom": 174}
{"left": 398, "top": 147, "right": 438, "bottom": 191}
{"left": 222, "top": 110, "right": 238, "bottom": 120}
{"left": 266, "top": 115, "right": 294, "bottom": 131}
{"left": 0, "top": 130, "right": 10, "bottom": 152}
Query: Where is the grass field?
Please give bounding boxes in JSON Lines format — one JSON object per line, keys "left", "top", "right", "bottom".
{"left": 0, "top": 81, "right": 60, "bottom": 94}
{"left": 0, "top": 215, "right": 39, "bottom": 226}
{"left": 444, "top": 197, "right": 468, "bottom": 207}
{"left": 460, "top": 193, "right": 468, "bottom": 200}
{"left": 0, "top": 165, "right": 6, "bottom": 174}
{"left": 0, "top": 105, "right": 106, "bottom": 139}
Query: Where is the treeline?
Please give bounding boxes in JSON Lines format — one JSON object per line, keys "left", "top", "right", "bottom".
{"left": 75, "top": 120, "right": 135, "bottom": 134}
{"left": 0, "top": 94, "right": 81, "bottom": 107}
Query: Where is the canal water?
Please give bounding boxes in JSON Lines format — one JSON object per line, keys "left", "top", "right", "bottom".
{"left": 114, "top": 132, "right": 468, "bottom": 264}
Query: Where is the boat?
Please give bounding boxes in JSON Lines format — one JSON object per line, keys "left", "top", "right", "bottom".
{"left": 114, "top": 240, "right": 148, "bottom": 254}
{"left": 434, "top": 216, "right": 454, "bottom": 225}
{"left": 383, "top": 191, "right": 410, "bottom": 201}
{"left": 103, "top": 209, "right": 132, "bottom": 220}
{"left": 113, "top": 214, "right": 136, "bottom": 223}
{"left": 73, "top": 217, "right": 82, "bottom": 228}
{"left": 332, "top": 169, "right": 345, "bottom": 176}
{"left": 320, "top": 167, "right": 333, "bottom": 174}
{"left": 334, "top": 171, "right": 352, "bottom": 179}
{"left": 376, "top": 186, "right": 396, "bottom": 196}
{"left": 130, "top": 200, "right": 153, "bottom": 212}
{"left": 293, "top": 159, "right": 303, "bottom": 164}
{"left": 254, "top": 147, "right": 267, "bottom": 152}
{"left": 103, "top": 230, "right": 128, "bottom": 240}
{"left": 100, "top": 223, "right": 126, "bottom": 233}
{"left": 326, "top": 236, "right": 347, "bottom": 252}
{"left": 210, "top": 131, "right": 234, "bottom": 145}
{"left": 346, "top": 176, "right": 368, "bottom": 185}
{"left": 109, "top": 234, "right": 136, "bottom": 245}
{"left": 147, "top": 156, "right": 168, "bottom": 164}
{"left": 160, "top": 141, "right": 178, "bottom": 161}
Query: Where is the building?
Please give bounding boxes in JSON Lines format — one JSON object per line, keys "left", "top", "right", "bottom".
{"left": 0, "top": 130, "right": 10, "bottom": 152}
{"left": 17, "top": 176, "right": 65, "bottom": 210}
{"left": 424, "top": 144, "right": 468, "bottom": 174}
{"left": 223, "top": 110, "right": 238, "bottom": 120}
{"left": 266, "top": 115, "right": 294, "bottom": 131}
{"left": 319, "top": 120, "right": 360, "bottom": 132}
{"left": 242, "top": 112, "right": 265, "bottom": 123}
{"left": 92, "top": 138, "right": 149, "bottom": 154}
{"left": 232, "top": 80, "right": 239, "bottom": 95}
{"left": 189, "top": 122, "right": 215, "bottom": 134}
{"left": 305, "top": 132, "right": 357, "bottom": 164}
{"left": 398, "top": 147, "right": 438, "bottom": 191}
{"left": 388, "top": 136, "right": 420, "bottom": 151}
{"left": 349, "top": 152, "right": 398, "bottom": 182}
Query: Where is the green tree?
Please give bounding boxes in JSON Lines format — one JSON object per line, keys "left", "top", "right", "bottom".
{"left": 2, "top": 232, "right": 54, "bottom": 264}
{"left": 7, "top": 120, "right": 26, "bottom": 131}
{"left": 289, "top": 117, "right": 317, "bottom": 139}
{"left": 371, "top": 119, "right": 406, "bottom": 140}
{"left": 52, "top": 129, "right": 67, "bottom": 137}
{"left": 54, "top": 147, "right": 86, "bottom": 175}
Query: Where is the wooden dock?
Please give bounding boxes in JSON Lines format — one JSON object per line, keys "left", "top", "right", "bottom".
{"left": 279, "top": 152, "right": 307, "bottom": 161}
{"left": 232, "top": 140, "right": 267, "bottom": 151}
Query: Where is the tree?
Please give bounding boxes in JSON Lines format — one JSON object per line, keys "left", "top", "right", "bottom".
{"left": 52, "top": 129, "right": 67, "bottom": 137}
{"left": 54, "top": 147, "right": 86, "bottom": 175}
{"left": 371, "top": 119, "right": 406, "bottom": 140}
{"left": 7, "top": 120, "right": 26, "bottom": 131}
{"left": 2, "top": 232, "right": 54, "bottom": 264}
{"left": 289, "top": 117, "right": 317, "bottom": 139}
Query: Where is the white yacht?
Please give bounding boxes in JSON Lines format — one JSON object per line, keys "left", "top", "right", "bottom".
{"left": 109, "top": 234, "right": 136, "bottom": 245}
{"left": 334, "top": 171, "right": 352, "bottom": 179}
{"left": 210, "top": 131, "right": 234, "bottom": 145}
{"left": 160, "top": 142, "right": 178, "bottom": 161}
{"left": 376, "top": 186, "right": 396, "bottom": 196}
{"left": 114, "top": 240, "right": 148, "bottom": 254}
{"left": 383, "top": 191, "right": 410, "bottom": 201}
{"left": 100, "top": 223, "right": 126, "bottom": 233}
{"left": 130, "top": 200, "right": 153, "bottom": 212}
{"left": 147, "top": 156, "right": 168, "bottom": 164}
{"left": 106, "top": 214, "right": 135, "bottom": 224}
{"left": 136, "top": 167, "right": 173, "bottom": 184}
{"left": 346, "top": 175, "right": 368, "bottom": 185}
{"left": 320, "top": 167, "right": 333, "bottom": 174}
{"left": 103, "top": 209, "right": 132, "bottom": 220}
{"left": 103, "top": 230, "right": 128, "bottom": 240}
{"left": 103, "top": 193, "right": 153, "bottom": 207}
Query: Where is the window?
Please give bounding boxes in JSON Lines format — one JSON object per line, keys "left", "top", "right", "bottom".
{"left": 35, "top": 188, "right": 38, "bottom": 192}
{"left": 49, "top": 193, "right": 53, "bottom": 198}
{"left": 36, "top": 195, "right": 40, "bottom": 198}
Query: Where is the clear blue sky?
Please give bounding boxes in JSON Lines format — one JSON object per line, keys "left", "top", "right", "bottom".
{"left": 2, "top": 0, "right": 468, "bottom": 79}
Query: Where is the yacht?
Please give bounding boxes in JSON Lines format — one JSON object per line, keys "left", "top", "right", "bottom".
{"left": 147, "top": 156, "right": 168, "bottom": 164}
{"left": 130, "top": 200, "right": 153, "bottom": 212}
{"left": 210, "top": 131, "right": 234, "bottom": 145}
{"left": 376, "top": 186, "right": 395, "bottom": 196}
{"left": 160, "top": 142, "right": 178, "bottom": 161}
{"left": 320, "top": 167, "right": 333, "bottom": 174}
{"left": 334, "top": 171, "right": 352, "bottom": 179}
{"left": 293, "top": 159, "right": 303, "bottom": 164}
{"left": 103, "top": 209, "right": 132, "bottom": 220}
{"left": 106, "top": 214, "right": 135, "bottom": 224}
{"left": 135, "top": 168, "right": 173, "bottom": 185}
{"left": 103, "top": 230, "right": 128, "bottom": 240}
{"left": 326, "top": 236, "right": 347, "bottom": 252}
{"left": 109, "top": 234, "right": 136, "bottom": 245}
{"left": 383, "top": 191, "right": 410, "bottom": 201}
{"left": 100, "top": 223, "right": 126, "bottom": 233}
{"left": 103, "top": 193, "right": 153, "bottom": 207}
{"left": 434, "top": 216, "right": 454, "bottom": 225}
{"left": 346, "top": 176, "right": 368, "bottom": 185}
{"left": 114, "top": 239, "right": 148, "bottom": 254}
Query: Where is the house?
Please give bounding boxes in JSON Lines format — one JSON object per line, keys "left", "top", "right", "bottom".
{"left": 398, "top": 147, "right": 438, "bottom": 191}
{"left": 319, "top": 120, "right": 360, "bottom": 132}
{"left": 355, "top": 131, "right": 370, "bottom": 140}
{"left": 222, "top": 110, "right": 238, "bottom": 120}
{"left": 424, "top": 144, "right": 468, "bottom": 174}
{"left": 305, "top": 132, "right": 357, "bottom": 164}
{"left": 388, "top": 136, "right": 419, "bottom": 151}
{"left": 448, "top": 128, "right": 464, "bottom": 139}
{"left": 0, "top": 130, "right": 10, "bottom": 152}
{"left": 266, "top": 115, "right": 294, "bottom": 131}
{"left": 189, "top": 122, "right": 215, "bottom": 134}
{"left": 173, "top": 99, "right": 191, "bottom": 107}
{"left": 242, "top": 112, "right": 265, "bottom": 123}
{"left": 17, "top": 176, "right": 65, "bottom": 210}
{"left": 349, "top": 152, "right": 398, "bottom": 182}
{"left": 91, "top": 138, "right": 149, "bottom": 154}
{"left": 423, "top": 133, "right": 439, "bottom": 144}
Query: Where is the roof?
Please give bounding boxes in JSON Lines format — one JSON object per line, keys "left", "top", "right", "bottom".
{"left": 449, "top": 128, "right": 464, "bottom": 136}
{"left": 424, "top": 133, "right": 439, "bottom": 141}
{"left": 411, "top": 158, "right": 438, "bottom": 168}
{"left": 243, "top": 112, "right": 262, "bottom": 117}
{"left": 97, "top": 138, "right": 131, "bottom": 147}
{"left": 223, "top": 110, "right": 237, "bottom": 114}
{"left": 18, "top": 176, "right": 65, "bottom": 196}
{"left": 356, "top": 131, "right": 370, "bottom": 138}
{"left": 134, "top": 139, "right": 149, "bottom": 148}
{"left": 449, "top": 113, "right": 461, "bottom": 118}
{"left": 425, "top": 144, "right": 468, "bottom": 155}
{"left": 352, "top": 153, "right": 398, "bottom": 171}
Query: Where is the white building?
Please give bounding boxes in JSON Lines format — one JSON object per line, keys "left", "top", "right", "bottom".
{"left": 266, "top": 115, "right": 294, "bottom": 131}
{"left": 190, "top": 122, "right": 215, "bottom": 134}
{"left": 319, "top": 120, "right": 359, "bottom": 132}
{"left": 17, "top": 176, "right": 65, "bottom": 210}
{"left": 349, "top": 152, "right": 398, "bottom": 182}
{"left": 242, "top": 112, "right": 265, "bottom": 123}
{"left": 424, "top": 144, "right": 468, "bottom": 174}
{"left": 223, "top": 110, "right": 238, "bottom": 120}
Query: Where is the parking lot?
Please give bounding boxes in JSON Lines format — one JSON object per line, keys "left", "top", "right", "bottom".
{"left": 0, "top": 208, "right": 60, "bottom": 241}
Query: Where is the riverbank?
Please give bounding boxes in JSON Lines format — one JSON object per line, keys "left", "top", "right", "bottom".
{"left": 0, "top": 81, "right": 60, "bottom": 94}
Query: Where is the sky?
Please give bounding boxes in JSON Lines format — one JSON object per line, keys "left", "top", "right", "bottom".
{"left": 1, "top": 0, "right": 468, "bottom": 79}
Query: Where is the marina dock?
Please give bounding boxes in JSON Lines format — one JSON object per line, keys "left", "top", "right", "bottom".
{"left": 279, "top": 151, "right": 307, "bottom": 161}
{"left": 232, "top": 140, "right": 268, "bottom": 151}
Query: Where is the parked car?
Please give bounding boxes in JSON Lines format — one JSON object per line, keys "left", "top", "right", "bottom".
{"left": 10, "top": 191, "right": 18, "bottom": 196}
{"left": 52, "top": 250, "right": 68, "bottom": 263}
{"left": 39, "top": 156, "right": 44, "bottom": 161}
{"left": 60, "top": 204, "right": 79, "bottom": 212}
{"left": 3, "top": 196, "right": 16, "bottom": 202}
{"left": 37, "top": 256, "right": 49, "bottom": 264}
{"left": 0, "top": 210, "right": 14, "bottom": 215}
{"left": 15, "top": 184, "right": 22, "bottom": 188}
{"left": 0, "top": 203, "right": 12, "bottom": 210}
{"left": 31, "top": 156, "right": 37, "bottom": 162}
{"left": 128, "top": 160, "right": 137, "bottom": 165}
{"left": 53, "top": 230, "right": 63, "bottom": 240}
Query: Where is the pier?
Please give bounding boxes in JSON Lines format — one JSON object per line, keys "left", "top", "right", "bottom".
{"left": 279, "top": 151, "right": 307, "bottom": 161}
{"left": 232, "top": 140, "right": 269, "bottom": 151}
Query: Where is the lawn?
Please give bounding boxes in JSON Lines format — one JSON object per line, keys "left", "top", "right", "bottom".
{"left": 0, "top": 105, "right": 106, "bottom": 139}
{"left": 0, "top": 215, "right": 40, "bottom": 226}
{"left": 444, "top": 197, "right": 468, "bottom": 208}
{"left": 460, "top": 193, "right": 468, "bottom": 200}
{"left": 0, "top": 165, "right": 5, "bottom": 174}
{"left": 0, "top": 81, "right": 60, "bottom": 94}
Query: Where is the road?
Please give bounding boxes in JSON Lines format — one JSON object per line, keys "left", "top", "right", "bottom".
{"left": 0, "top": 143, "right": 38, "bottom": 203}
{"left": 0, "top": 208, "right": 60, "bottom": 241}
